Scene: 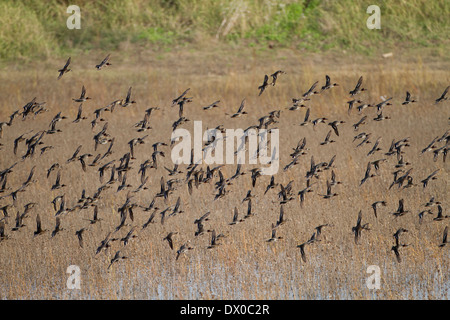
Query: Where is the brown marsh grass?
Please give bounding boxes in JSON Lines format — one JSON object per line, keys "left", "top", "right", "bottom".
{"left": 0, "top": 50, "right": 448, "bottom": 299}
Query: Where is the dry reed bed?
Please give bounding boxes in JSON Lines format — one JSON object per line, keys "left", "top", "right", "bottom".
{"left": 0, "top": 55, "right": 448, "bottom": 299}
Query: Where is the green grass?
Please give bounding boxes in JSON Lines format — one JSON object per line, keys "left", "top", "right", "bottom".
{"left": 0, "top": 0, "right": 448, "bottom": 61}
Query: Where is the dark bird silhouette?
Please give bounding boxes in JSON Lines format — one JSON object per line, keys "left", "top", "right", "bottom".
{"left": 0, "top": 221, "right": 8, "bottom": 242}
{"left": 421, "top": 169, "right": 439, "bottom": 188}
{"left": 258, "top": 74, "right": 269, "bottom": 96}
{"left": 170, "top": 196, "right": 184, "bottom": 217}
{"left": 438, "top": 226, "right": 448, "bottom": 247}
{"left": 250, "top": 168, "right": 261, "bottom": 188}
{"left": 433, "top": 205, "right": 449, "bottom": 221}
{"left": 367, "top": 137, "right": 382, "bottom": 156}
{"left": 242, "top": 190, "right": 255, "bottom": 203}
{"left": 108, "top": 250, "right": 127, "bottom": 269}
{"left": 391, "top": 244, "right": 402, "bottom": 263}
{"left": 95, "top": 54, "right": 111, "bottom": 70}
{"left": 312, "top": 117, "right": 328, "bottom": 130}
{"left": 264, "top": 175, "right": 278, "bottom": 195}
{"left": 418, "top": 209, "right": 432, "bottom": 224}
{"left": 270, "top": 70, "right": 286, "bottom": 86}
{"left": 373, "top": 112, "right": 391, "bottom": 121}
{"left": 374, "top": 97, "right": 392, "bottom": 112}
{"left": 358, "top": 102, "right": 372, "bottom": 112}
{"left": 34, "top": 214, "right": 48, "bottom": 237}
{"left": 73, "top": 85, "right": 91, "bottom": 103}
{"left": 85, "top": 205, "right": 102, "bottom": 224}
{"left": 0, "top": 204, "right": 12, "bottom": 219}
{"left": 371, "top": 200, "right": 386, "bottom": 218}
{"left": 349, "top": 76, "right": 366, "bottom": 96}
{"left": 75, "top": 228, "right": 86, "bottom": 248}
{"left": 320, "top": 130, "right": 335, "bottom": 146}
{"left": 297, "top": 242, "right": 308, "bottom": 263}
{"left": 402, "top": 91, "right": 416, "bottom": 105}
{"left": 278, "top": 180, "right": 294, "bottom": 204}
{"left": 421, "top": 136, "right": 438, "bottom": 155}
{"left": 244, "top": 199, "right": 255, "bottom": 219}
{"left": 303, "top": 81, "right": 319, "bottom": 99}
{"left": 389, "top": 168, "right": 413, "bottom": 189}
{"left": 298, "top": 108, "right": 312, "bottom": 126}
{"left": 96, "top": 232, "right": 112, "bottom": 255}
{"left": 347, "top": 99, "right": 362, "bottom": 115}
{"left": 194, "top": 211, "right": 211, "bottom": 226}
{"left": 120, "top": 227, "right": 138, "bottom": 246}
{"left": 51, "top": 171, "right": 66, "bottom": 190}
{"left": 315, "top": 224, "right": 331, "bottom": 240}
{"left": 203, "top": 100, "right": 220, "bottom": 110}
{"left": 321, "top": 179, "right": 338, "bottom": 199}
{"left": 298, "top": 180, "right": 315, "bottom": 207}
{"left": 393, "top": 228, "right": 408, "bottom": 247}
{"left": 58, "top": 57, "right": 71, "bottom": 79}
{"left": 163, "top": 232, "right": 178, "bottom": 250}
{"left": 67, "top": 145, "right": 82, "bottom": 163}
{"left": 141, "top": 209, "right": 157, "bottom": 230}
{"left": 321, "top": 75, "right": 339, "bottom": 92}
{"left": 274, "top": 205, "right": 287, "bottom": 228}
{"left": 229, "top": 207, "right": 244, "bottom": 225}
{"left": 229, "top": 99, "right": 248, "bottom": 118}
{"left": 352, "top": 210, "right": 370, "bottom": 244}
{"left": 51, "top": 217, "right": 64, "bottom": 238}
{"left": 207, "top": 229, "right": 221, "bottom": 248}
{"left": 172, "top": 88, "right": 190, "bottom": 107}
{"left": 425, "top": 196, "right": 441, "bottom": 208}
{"left": 353, "top": 116, "right": 367, "bottom": 131}
{"left": 435, "top": 86, "right": 449, "bottom": 104}
{"left": 78, "top": 153, "right": 93, "bottom": 172}
{"left": 296, "top": 232, "right": 319, "bottom": 263}
{"left": 329, "top": 170, "right": 341, "bottom": 187}
{"left": 328, "top": 120, "right": 345, "bottom": 136}
{"left": 392, "top": 199, "right": 409, "bottom": 218}
{"left": 11, "top": 211, "right": 26, "bottom": 231}
{"left": 121, "top": 87, "right": 136, "bottom": 107}
{"left": 360, "top": 162, "right": 376, "bottom": 186}
{"left": 266, "top": 225, "right": 283, "bottom": 242}
{"left": 176, "top": 241, "right": 193, "bottom": 261}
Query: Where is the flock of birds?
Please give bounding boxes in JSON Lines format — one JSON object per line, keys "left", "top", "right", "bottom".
{"left": 0, "top": 54, "right": 449, "bottom": 270}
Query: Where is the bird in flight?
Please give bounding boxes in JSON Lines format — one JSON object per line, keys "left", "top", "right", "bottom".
{"left": 371, "top": 200, "right": 386, "bottom": 218}
{"left": 95, "top": 54, "right": 111, "bottom": 70}
{"left": 258, "top": 75, "right": 269, "bottom": 96}
{"left": 58, "top": 57, "right": 71, "bottom": 79}
{"left": 207, "top": 229, "right": 221, "bottom": 249}
{"left": 438, "top": 226, "right": 448, "bottom": 248}
{"left": 349, "top": 76, "right": 366, "bottom": 96}
{"left": 203, "top": 100, "right": 220, "bottom": 110}
{"left": 33, "top": 214, "right": 48, "bottom": 237}
{"left": 266, "top": 225, "right": 283, "bottom": 242}
{"left": 229, "top": 207, "right": 244, "bottom": 225}
{"left": 392, "top": 199, "right": 409, "bottom": 218}
{"left": 108, "top": 250, "right": 127, "bottom": 269}
{"left": 270, "top": 70, "right": 286, "bottom": 86}
{"left": 402, "top": 91, "right": 416, "bottom": 105}
{"left": 75, "top": 228, "right": 86, "bottom": 248}
{"left": 229, "top": 99, "right": 248, "bottom": 118}
{"left": 121, "top": 87, "right": 136, "bottom": 107}
{"left": 73, "top": 85, "right": 91, "bottom": 103}
{"left": 435, "top": 86, "right": 449, "bottom": 104}
{"left": 421, "top": 169, "right": 439, "bottom": 188}
{"left": 163, "top": 232, "right": 178, "bottom": 250}
{"left": 51, "top": 217, "right": 64, "bottom": 238}
{"left": 176, "top": 241, "right": 193, "bottom": 261}
{"left": 321, "top": 75, "right": 339, "bottom": 92}
{"left": 352, "top": 210, "right": 370, "bottom": 244}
